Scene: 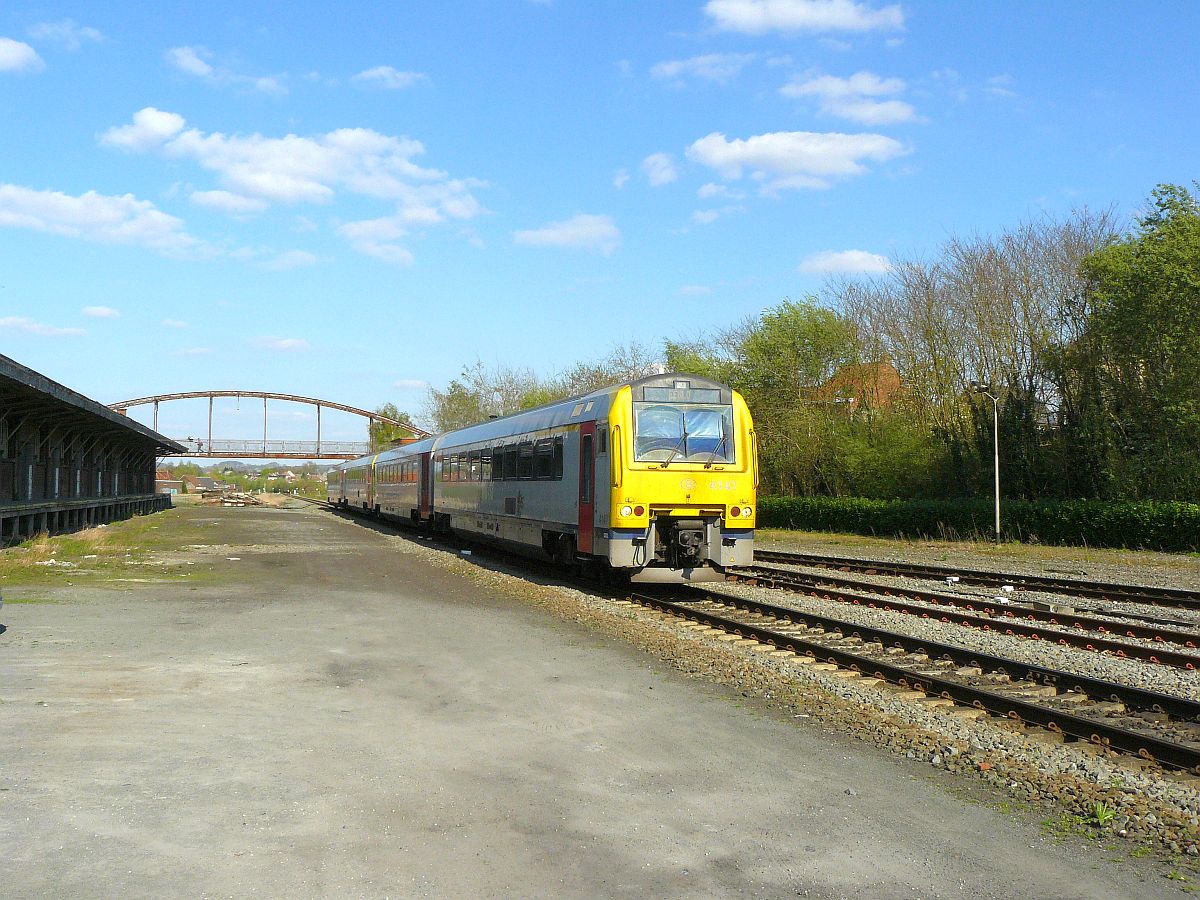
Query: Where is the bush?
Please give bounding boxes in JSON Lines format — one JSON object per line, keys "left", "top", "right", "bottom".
{"left": 757, "top": 496, "right": 1200, "bottom": 551}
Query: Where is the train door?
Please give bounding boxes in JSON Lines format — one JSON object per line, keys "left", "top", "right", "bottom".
{"left": 419, "top": 452, "right": 432, "bottom": 520}
{"left": 367, "top": 454, "right": 379, "bottom": 510}
{"left": 578, "top": 422, "right": 595, "bottom": 553}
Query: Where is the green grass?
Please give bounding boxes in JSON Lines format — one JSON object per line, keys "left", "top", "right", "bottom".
{"left": 0, "top": 508, "right": 221, "bottom": 587}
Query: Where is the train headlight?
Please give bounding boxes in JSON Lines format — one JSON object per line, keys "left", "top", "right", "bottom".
{"left": 729, "top": 506, "right": 741, "bottom": 517}
{"left": 634, "top": 505, "right": 644, "bottom": 516}
{"left": 620, "top": 505, "right": 633, "bottom": 517}
{"left": 742, "top": 506, "right": 753, "bottom": 518}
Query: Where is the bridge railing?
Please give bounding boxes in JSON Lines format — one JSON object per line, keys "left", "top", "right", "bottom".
{"left": 171, "top": 439, "right": 371, "bottom": 459}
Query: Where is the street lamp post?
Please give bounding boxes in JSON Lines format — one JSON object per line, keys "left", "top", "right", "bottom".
{"left": 972, "top": 383, "right": 1001, "bottom": 545}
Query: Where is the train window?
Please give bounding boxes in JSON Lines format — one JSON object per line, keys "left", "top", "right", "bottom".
{"left": 440, "top": 456, "right": 449, "bottom": 481}
{"left": 597, "top": 429, "right": 607, "bottom": 454}
{"left": 503, "top": 446, "right": 518, "bottom": 480}
{"left": 469, "top": 450, "right": 481, "bottom": 481}
{"left": 517, "top": 443, "right": 534, "bottom": 479}
{"left": 534, "top": 440, "right": 553, "bottom": 479}
{"left": 480, "top": 450, "right": 492, "bottom": 481}
{"left": 553, "top": 436, "right": 564, "bottom": 479}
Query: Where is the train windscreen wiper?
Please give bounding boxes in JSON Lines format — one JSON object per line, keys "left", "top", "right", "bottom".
{"left": 658, "top": 432, "right": 687, "bottom": 468}
{"left": 702, "top": 423, "right": 727, "bottom": 469}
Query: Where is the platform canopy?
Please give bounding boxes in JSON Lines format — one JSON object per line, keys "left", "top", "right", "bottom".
{"left": 0, "top": 354, "right": 185, "bottom": 456}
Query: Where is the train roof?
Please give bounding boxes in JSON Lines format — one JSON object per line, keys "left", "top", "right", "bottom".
{"left": 334, "top": 372, "right": 733, "bottom": 470}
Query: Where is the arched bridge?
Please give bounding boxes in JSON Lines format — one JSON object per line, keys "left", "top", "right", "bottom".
{"left": 108, "top": 391, "right": 430, "bottom": 459}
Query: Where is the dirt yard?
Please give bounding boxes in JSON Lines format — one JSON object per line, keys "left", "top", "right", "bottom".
{"left": 1, "top": 502, "right": 1190, "bottom": 897}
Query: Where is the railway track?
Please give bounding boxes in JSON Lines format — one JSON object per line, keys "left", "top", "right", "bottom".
{"left": 630, "top": 587, "right": 1200, "bottom": 773}
{"left": 727, "top": 564, "right": 1200, "bottom": 669}
{"left": 754, "top": 549, "right": 1200, "bottom": 612}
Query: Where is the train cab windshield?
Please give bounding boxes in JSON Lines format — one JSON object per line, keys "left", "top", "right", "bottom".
{"left": 633, "top": 402, "right": 735, "bottom": 464}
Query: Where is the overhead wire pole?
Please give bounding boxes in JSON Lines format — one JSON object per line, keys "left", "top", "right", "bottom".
{"left": 263, "top": 396, "right": 268, "bottom": 455}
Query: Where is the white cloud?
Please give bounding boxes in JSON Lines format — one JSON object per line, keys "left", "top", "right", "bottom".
{"left": 100, "top": 107, "right": 186, "bottom": 151}
{"left": 705, "top": 0, "right": 904, "bottom": 34}
{"left": 798, "top": 248, "right": 892, "bottom": 273}
{"left": 190, "top": 189, "right": 269, "bottom": 216}
{"left": 261, "top": 249, "right": 318, "bottom": 271}
{"left": 354, "top": 66, "right": 429, "bottom": 89}
{"left": 513, "top": 213, "right": 621, "bottom": 254}
{"left": 28, "top": 20, "right": 102, "bottom": 51}
{"left": 697, "top": 182, "right": 744, "bottom": 199}
{"left": 782, "top": 71, "right": 916, "bottom": 124}
{"left": 641, "top": 152, "right": 679, "bottom": 186}
{"left": 679, "top": 284, "right": 712, "bottom": 295}
{"left": 393, "top": 378, "right": 430, "bottom": 390}
{"left": 651, "top": 53, "right": 755, "bottom": 85}
{"left": 0, "top": 316, "right": 84, "bottom": 336}
{"left": 103, "top": 109, "right": 484, "bottom": 219}
{"left": 0, "top": 38, "right": 43, "bottom": 72}
{"left": 82, "top": 305, "right": 119, "bottom": 318}
{"left": 986, "top": 73, "right": 1016, "bottom": 98}
{"left": 613, "top": 169, "right": 630, "bottom": 189}
{"left": 337, "top": 181, "right": 483, "bottom": 263}
{"left": 166, "top": 45, "right": 213, "bottom": 77}
{"left": 165, "top": 46, "right": 286, "bottom": 94}
{"left": 162, "top": 319, "right": 190, "bottom": 328}
{"left": 0, "top": 183, "right": 204, "bottom": 257}
{"left": 337, "top": 216, "right": 416, "bottom": 265}
{"left": 174, "top": 346, "right": 211, "bottom": 356}
{"left": 691, "top": 204, "right": 745, "bottom": 225}
{"left": 255, "top": 336, "right": 311, "bottom": 351}
{"left": 686, "top": 129, "right": 906, "bottom": 192}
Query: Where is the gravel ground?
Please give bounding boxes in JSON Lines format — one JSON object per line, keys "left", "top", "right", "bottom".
{"left": 13, "top": 503, "right": 1195, "bottom": 896}
{"left": 713, "top": 577, "right": 1200, "bottom": 701}
{"left": 763, "top": 566, "right": 1200, "bottom": 638}
{"left": 377, "top": 521, "right": 1200, "bottom": 870}
{"left": 757, "top": 531, "right": 1200, "bottom": 594}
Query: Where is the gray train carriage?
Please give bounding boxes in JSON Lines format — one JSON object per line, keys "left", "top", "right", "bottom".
{"left": 330, "top": 373, "right": 758, "bottom": 583}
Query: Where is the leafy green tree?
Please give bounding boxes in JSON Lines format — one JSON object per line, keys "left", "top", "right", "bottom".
{"left": 368, "top": 403, "right": 417, "bottom": 451}
{"left": 666, "top": 298, "right": 861, "bottom": 494}
{"left": 1076, "top": 183, "right": 1200, "bottom": 497}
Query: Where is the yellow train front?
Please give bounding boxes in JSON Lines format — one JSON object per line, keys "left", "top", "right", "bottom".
{"left": 602, "top": 374, "right": 756, "bottom": 582}
{"left": 329, "top": 373, "right": 756, "bottom": 583}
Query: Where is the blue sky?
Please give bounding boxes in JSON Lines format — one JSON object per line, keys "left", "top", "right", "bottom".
{"left": 1, "top": 0, "right": 1196, "bottom": 442}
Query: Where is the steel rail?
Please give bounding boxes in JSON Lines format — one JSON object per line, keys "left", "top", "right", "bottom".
{"left": 674, "top": 587, "right": 1200, "bottom": 720}
{"left": 728, "top": 565, "right": 1200, "bottom": 668}
{"left": 630, "top": 590, "right": 1200, "bottom": 772}
{"left": 754, "top": 549, "right": 1200, "bottom": 611}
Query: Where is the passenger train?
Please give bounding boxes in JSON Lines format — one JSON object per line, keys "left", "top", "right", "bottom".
{"left": 328, "top": 373, "right": 757, "bottom": 583}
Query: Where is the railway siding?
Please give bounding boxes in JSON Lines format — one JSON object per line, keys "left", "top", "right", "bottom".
{"left": 716, "top": 577, "right": 1200, "bottom": 703}
{"left": 728, "top": 565, "right": 1200, "bottom": 667}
